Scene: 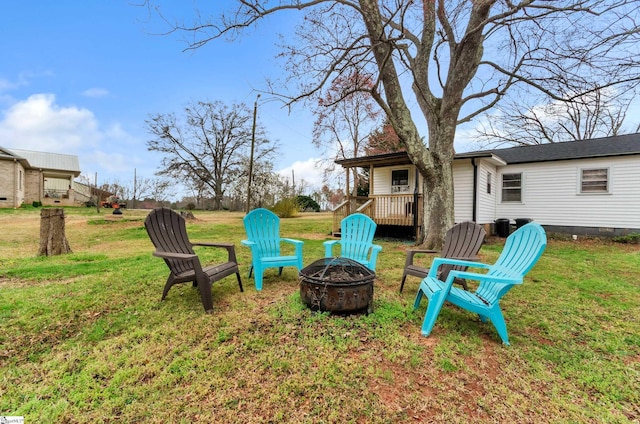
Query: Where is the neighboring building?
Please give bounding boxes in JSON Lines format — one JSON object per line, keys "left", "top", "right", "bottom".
{"left": 0, "top": 147, "right": 82, "bottom": 208}
{"left": 334, "top": 133, "right": 640, "bottom": 237}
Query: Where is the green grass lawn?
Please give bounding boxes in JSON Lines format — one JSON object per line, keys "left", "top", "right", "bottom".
{"left": 0, "top": 207, "right": 638, "bottom": 423}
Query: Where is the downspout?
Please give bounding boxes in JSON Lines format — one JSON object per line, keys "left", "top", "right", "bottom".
{"left": 471, "top": 158, "right": 478, "bottom": 222}
{"left": 413, "top": 166, "right": 419, "bottom": 239}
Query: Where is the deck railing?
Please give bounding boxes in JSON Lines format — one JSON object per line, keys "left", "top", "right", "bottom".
{"left": 331, "top": 193, "right": 423, "bottom": 235}
{"left": 331, "top": 196, "right": 370, "bottom": 235}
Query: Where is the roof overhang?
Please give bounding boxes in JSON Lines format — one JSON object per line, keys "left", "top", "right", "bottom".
{"left": 335, "top": 150, "right": 507, "bottom": 168}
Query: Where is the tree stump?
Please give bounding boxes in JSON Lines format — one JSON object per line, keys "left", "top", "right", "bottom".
{"left": 38, "top": 208, "right": 72, "bottom": 256}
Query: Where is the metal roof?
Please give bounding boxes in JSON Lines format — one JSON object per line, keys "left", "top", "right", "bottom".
{"left": 2, "top": 148, "right": 81, "bottom": 175}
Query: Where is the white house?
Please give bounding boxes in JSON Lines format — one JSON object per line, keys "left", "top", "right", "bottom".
{"left": 333, "top": 133, "right": 640, "bottom": 237}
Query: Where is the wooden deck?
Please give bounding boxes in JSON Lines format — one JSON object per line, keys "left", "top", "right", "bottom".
{"left": 332, "top": 194, "right": 423, "bottom": 236}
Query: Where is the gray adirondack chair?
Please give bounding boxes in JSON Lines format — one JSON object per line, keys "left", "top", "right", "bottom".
{"left": 400, "top": 221, "right": 486, "bottom": 292}
{"left": 145, "top": 207, "right": 243, "bottom": 313}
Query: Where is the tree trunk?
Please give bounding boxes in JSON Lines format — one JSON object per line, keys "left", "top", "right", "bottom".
{"left": 38, "top": 208, "right": 72, "bottom": 256}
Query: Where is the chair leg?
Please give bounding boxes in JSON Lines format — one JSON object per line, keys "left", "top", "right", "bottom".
{"left": 197, "top": 278, "right": 214, "bottom": 314}
{"left": 162, "top": 276, "right": 174, "bottom": 300}
{"left": 248, "top": 265, "right": 254, "bottom": 278}
{"left": 420, "top": 289, "right": 448, "bottom": 336}
{"left": 236, "top": 272, "right": 244, "bottom": 292}
{"left": 489, "top": 308, "right": 510, "bottom": 345}
{"left": 413, "top": 288, "right": 424, "bottom": 310}
{"left": 254, "top": 268, "right": 264, "bottom": 291}
{"left": 278, "top": 267, "right": 283, "bottom": 276}
{"left": 400, "top": 273, "right": 408, "bottom": 293}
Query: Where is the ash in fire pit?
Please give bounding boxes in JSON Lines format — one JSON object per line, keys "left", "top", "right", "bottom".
{"left": 299, "top": 257, "right": 375, "bottom": 314}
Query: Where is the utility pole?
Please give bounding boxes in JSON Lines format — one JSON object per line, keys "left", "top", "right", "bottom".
{"left": 133, "top": 168, "right": 137, "bottom": 210}
{"left": 95, "top": 172, "right": 100, "bottom": 213}
{"left": 246, "top": 94, "right": 260, "bottom": 213}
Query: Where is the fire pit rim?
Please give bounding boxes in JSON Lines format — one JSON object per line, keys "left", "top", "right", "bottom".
{"left": 299, "top": 257, "right": 375, "bottom": 285}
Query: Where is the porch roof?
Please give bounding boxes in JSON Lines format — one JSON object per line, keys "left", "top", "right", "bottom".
{"left": 335, "top": 150, "right": 499, "bottom": 168}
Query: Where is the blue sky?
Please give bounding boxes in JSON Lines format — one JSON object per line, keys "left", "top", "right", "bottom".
{"left": 2, "top": 2, "right": 639, "bottom": 198}
{"left": 0, "top": 1, "right": 322, "bottom": 194}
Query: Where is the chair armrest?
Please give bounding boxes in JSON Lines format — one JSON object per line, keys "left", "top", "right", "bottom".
{"left": 192, "top": 242, "right": 234, "bottom": 248}
{"left": 448, "top": 255, "right": 480, "bottom": 261}
{"left": 447, "top": 270, "right": 523, "bottom": 285}
{"left": 427, "top": 257, "right": 491, "bottom": 278}
{"left": 405, "top": 249, "right": 439, "bottom": 267}
{"left": 369, "top": 244, "right": 383, "bottom": 268}
{"left": 323, "top": 240, "right": 340, "bottom": 257}
{"left": 281, "top": 238, "right": 304, "bottom": 259}
{"left": 152, "top": 250, "right": 206, "bottom": 277}
{"left": 192, "top": 242, "right": 238, "bottom": 263}
{"left": 152, "top": 250, "right": 197, "bottom": 260}
{"left": 281, "top": 238, "right": 304, "bottom": 246}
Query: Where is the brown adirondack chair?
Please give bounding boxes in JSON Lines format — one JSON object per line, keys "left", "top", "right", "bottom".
{"left": 144, "top": 207, "right": 243, "bottom": 313}
{"left": 400, "top": 221, "right": 485, "bottom": 292}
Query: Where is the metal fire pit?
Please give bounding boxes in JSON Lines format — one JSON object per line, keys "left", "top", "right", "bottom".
{"left": 299, "top": 257, "right": 375, "bottom": 314}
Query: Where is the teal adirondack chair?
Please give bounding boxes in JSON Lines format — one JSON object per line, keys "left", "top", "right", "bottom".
{"left": 413, "top": 222, "right": 547, "bottom": 345}
{"left": 324, "top": 213, "right": 382, "bottom": 271}
{"left": 242, "top": 208, "right": 304, "bottom": 291}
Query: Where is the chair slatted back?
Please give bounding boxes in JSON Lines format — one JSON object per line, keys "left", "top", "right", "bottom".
{"left": 340, "top": 214, "right": 377, "bottom": 263}
{"left": 243, "top": 208, "right": 282, "bottom": 257}
{"left": 144, "top": 207, "right": 195, "bottom": 275}
{"left": 438, "top": 222, "right": 486, "bottom": 280}
{"left": 476, "top": 223, "right": 547, "bottom": 304}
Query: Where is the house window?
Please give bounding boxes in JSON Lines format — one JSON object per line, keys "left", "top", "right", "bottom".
{"left": 391, "top": 169, "right": 410, "bottom": 193}
{"left": 501, "top": 173, "right": 522, "bottom": 202}
{"left": 487, "top": 172, "right": 492, "bottom": 194}
{"left": 581, "top": 168, "right": 609, "bottom": 193}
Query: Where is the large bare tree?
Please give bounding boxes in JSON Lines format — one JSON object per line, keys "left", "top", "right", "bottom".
{"left": 312, "top": 70, "right": 382, "bottom": 194}
{"left": 146, "top": 0, "right": 640, "bottom": 247}
{"left": 146, "top": 100, "right": 276, "bottom": 210}
{"left": 476, "top": 84, "right": 639, "bottom": 147}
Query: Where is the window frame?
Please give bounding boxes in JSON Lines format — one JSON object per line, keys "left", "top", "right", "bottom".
{"left": 391, "top": 168, "right": 410, "bottom": 193}
{"left": 501, "top": 172, "right": 522, "bottom": 203}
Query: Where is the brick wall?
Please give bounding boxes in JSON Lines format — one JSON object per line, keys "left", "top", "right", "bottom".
{"left": 0, "top": 160, "right": 25, "bottom": 207}
{"left": 24, "top": 169, "right": 42, "bottom": 203}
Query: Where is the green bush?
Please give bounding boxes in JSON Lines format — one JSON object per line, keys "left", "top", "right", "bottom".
{"left": 272, "top": 198, "right": 299, "bottom": 218}
{"left": 296, "top": 195, "right": 320, "bottom": 212}
{"left": 32, "top": 201, "right": 42, "bottom": 207}
{"left": 613, "top": 232, "right": 640, "bottom": 244}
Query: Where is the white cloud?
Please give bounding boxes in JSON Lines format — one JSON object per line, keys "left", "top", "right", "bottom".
{"left": 82, "top": 88, "right": 110, "bottom": 98}
{"left": 0, "top": 93, "right": 103, "bottom": 151}
{"left": 278, "top": 157, "right": 328, "bottom": 190}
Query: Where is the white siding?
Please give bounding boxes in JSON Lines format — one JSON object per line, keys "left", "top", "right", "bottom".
{"left": 368, "top": 154, "right": 639, "bottom": 230}
{"left": 476, "top": 160, "right": 498, "bottom": 224}
{"left": 453, "top": 160, "right": 474, "bottom": 222}
{"left": 495, "top": 156, "right": 640, "bottom": 229}
{"left": 372, "top": 165, "right": 417, "bottom": 195}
